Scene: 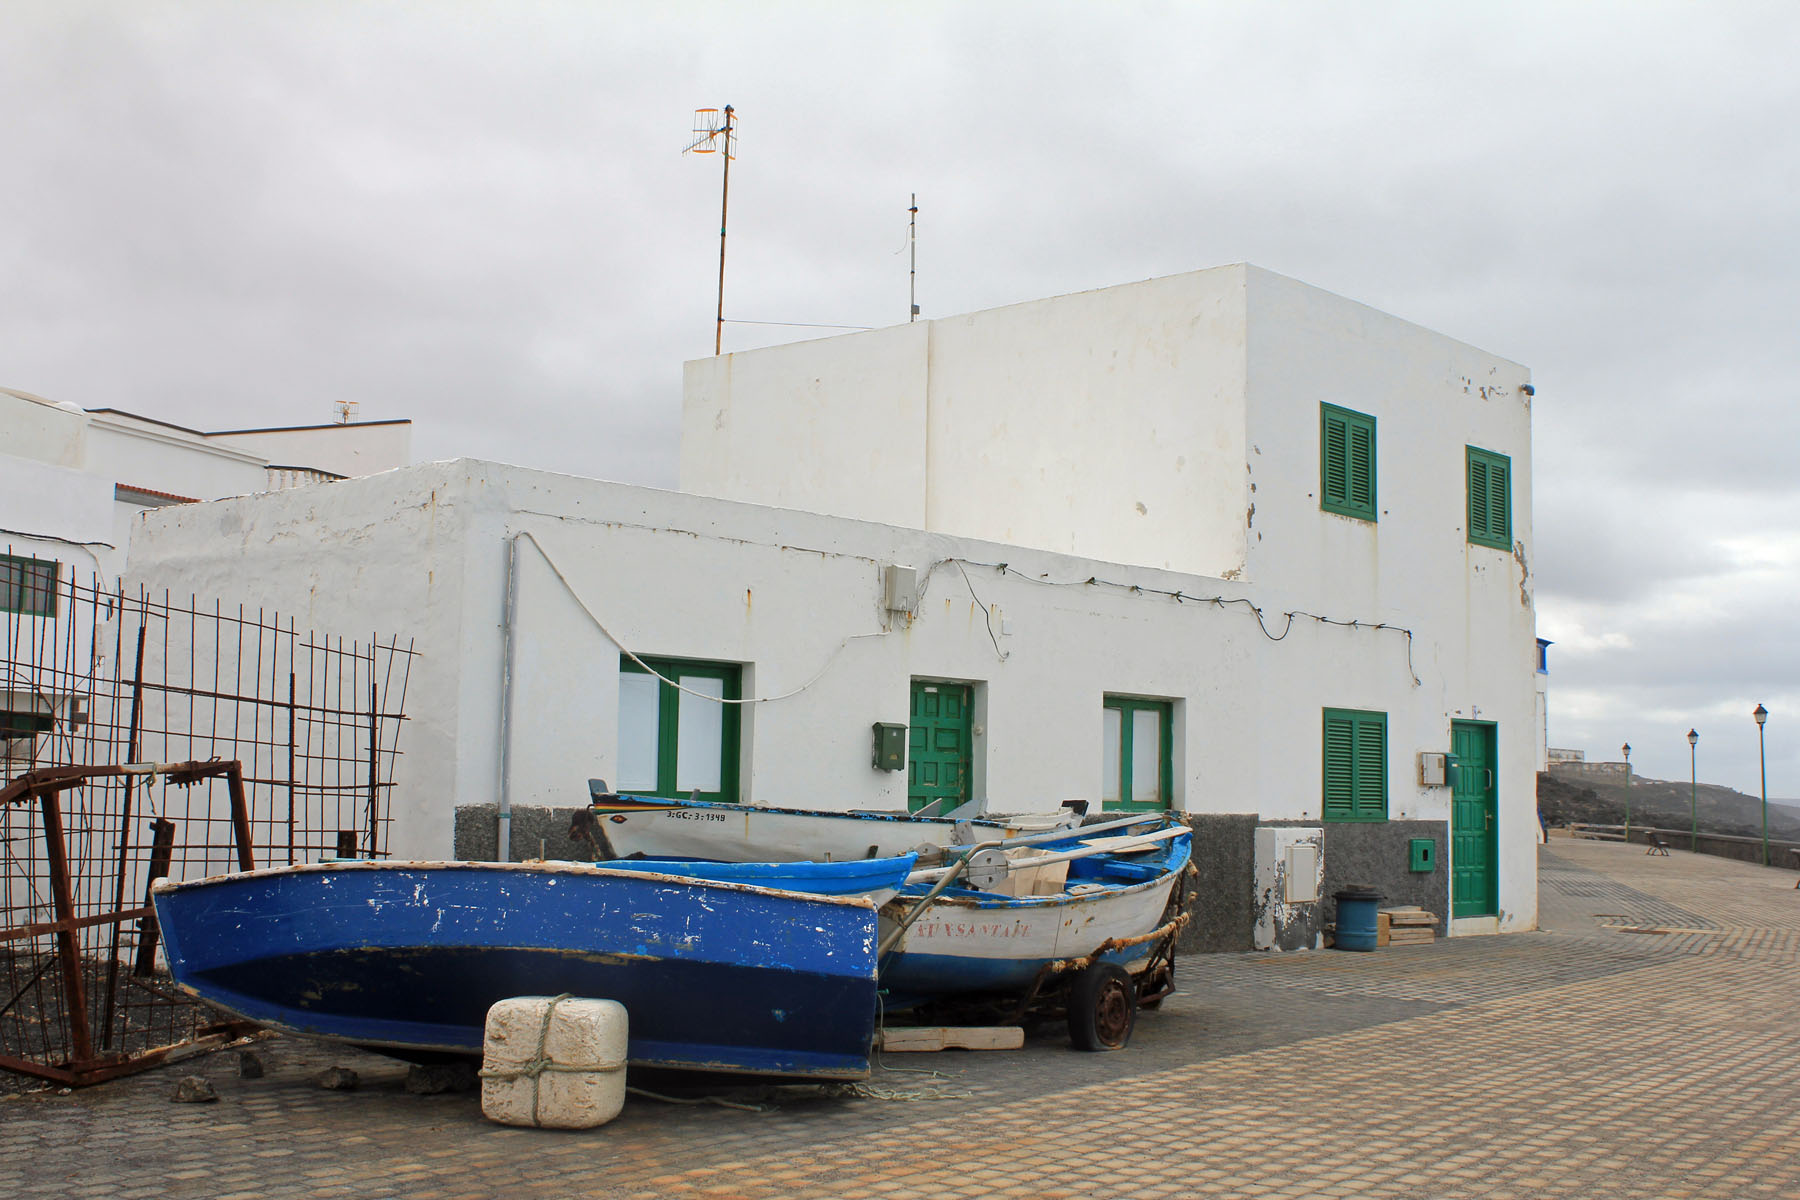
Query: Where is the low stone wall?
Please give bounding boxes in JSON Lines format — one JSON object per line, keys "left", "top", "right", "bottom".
{"left": 1174, "top": 814, "right": 1258, "bottom": 954}
{"left": 1321, "top": 820, "right": 1450, "bottom": 932}
{"left": 455, "top": 803, "right": 599, "bottom": 862}
{"left": 1625, "top": 825, "right": 1800, "bottom": 871}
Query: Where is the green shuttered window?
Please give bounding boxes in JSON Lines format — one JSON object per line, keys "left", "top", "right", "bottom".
{"left": 1466, "top": 446, "right": 1512, "bottom": 550}
{"left": 1320, "top": 404, "right": 1377, "bottom": 521}
{"left": 1322, "top": 707, "right": 1387, "bottom": 822}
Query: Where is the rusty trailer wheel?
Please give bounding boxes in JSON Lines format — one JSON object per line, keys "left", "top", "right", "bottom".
{"left": 1067, "top": 962, "right": 1137, "bottom": 1051}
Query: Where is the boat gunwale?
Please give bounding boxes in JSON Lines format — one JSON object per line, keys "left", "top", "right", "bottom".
{"left": 148, "top": 857, "right": 882, "bottom": 909}
{"left": 590, "top": 790, "right": 1049, "bottom": 830}
{"left": 888, "top": 830, "right": 1192, "bottom": 911}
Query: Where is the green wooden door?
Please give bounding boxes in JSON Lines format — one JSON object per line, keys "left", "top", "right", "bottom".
{"left": 908, "top": 682, "right": 971, "bottom": 814}
{"left": 1450, "top": 721, "right": 1498, "bottom": 918}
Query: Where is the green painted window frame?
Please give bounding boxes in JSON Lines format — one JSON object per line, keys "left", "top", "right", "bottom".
{"left": 1320, "top": 403, "right": 1378, "bottom": 522}
{"left": 0, "top": 553, "right": 58, "bottom": 618}
{"left": 618, "top": 656, "right": 742, "bottom": 803}
{"left": 1322, "top": 707, "right": 1387, "bottom": 823}
{"left": 1102, "top": 695, "right": 1173, "bottom": 812}
{"left": 1466, "top": 445, "right": 1512, "bottom": 550}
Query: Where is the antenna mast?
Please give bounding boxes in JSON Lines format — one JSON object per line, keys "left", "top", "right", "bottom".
{"left": 908, "top": 194, "right": 919, "bottom": 322}
{"left": 684, "top": 105, "right": 738, "bottom": 355}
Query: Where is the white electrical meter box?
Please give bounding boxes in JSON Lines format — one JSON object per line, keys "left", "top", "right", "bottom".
{"left": 1419, "top": 752, "right": 1448, "bottom": 787}
{"left": 883, "top": 564, "right": 919, "bottom": 615}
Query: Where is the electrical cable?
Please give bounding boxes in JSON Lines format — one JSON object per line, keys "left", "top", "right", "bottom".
{"left": 511, "top": 530, "right": 890, "bottom": 706}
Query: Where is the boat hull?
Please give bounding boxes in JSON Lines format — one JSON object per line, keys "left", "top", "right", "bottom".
{"left": 588, "top": 790, "right": 1065, "bottom": 863}
{"left": 152, "top": 861, "right": 881, "bottom": 1080}
{"left": 879, "top": 862, "right": 1183, "bottom": 1003}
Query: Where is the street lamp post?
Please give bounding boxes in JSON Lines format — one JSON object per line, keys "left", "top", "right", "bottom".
{"left": 1687, "top": 729, "right": 1699, "bottom": 851}
{"left": 1754, "top": 704, "right": 1769, "bottom": 867}
{"left": 1622, "top": 742, "right": 1632, "bottom": 845}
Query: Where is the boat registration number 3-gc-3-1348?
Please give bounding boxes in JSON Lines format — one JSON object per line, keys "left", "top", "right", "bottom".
{"left": 664, "top": 810, "right": 728, "bottom": 822}
{"left": 908, "top": 919, "right": 1033, "bottom": 941}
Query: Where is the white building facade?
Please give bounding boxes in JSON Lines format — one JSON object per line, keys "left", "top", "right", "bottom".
{"left": 123, "top": 265, "right": 1538, "bottom": 946}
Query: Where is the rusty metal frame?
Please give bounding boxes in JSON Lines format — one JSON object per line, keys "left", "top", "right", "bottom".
{"left": 0, "top": 760, "right": 254, "bottom": 1086}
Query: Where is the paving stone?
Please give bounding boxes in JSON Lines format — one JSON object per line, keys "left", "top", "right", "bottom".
{"left": 9, "top": 840, "right": 1800, "bottom": 1198}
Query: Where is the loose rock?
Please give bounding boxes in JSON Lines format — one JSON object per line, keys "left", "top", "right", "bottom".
{"left": 316, "top": 1066, "right": 360, "bottom": 1091}
{"left": 171, "top": 1075, "right": 218, "bottom": 1103}
{"left": 406, "top": 1062, "right": 479, "bottom": 1095}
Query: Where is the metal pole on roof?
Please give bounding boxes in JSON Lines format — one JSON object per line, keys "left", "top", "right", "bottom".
{"left": 684, "top": 105, "right": 737, "bottom": 356}
{"left": 908, "top": 194, "right": 919, "bottom": 322}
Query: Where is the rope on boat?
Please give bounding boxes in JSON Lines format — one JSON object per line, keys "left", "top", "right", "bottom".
{"left": 625, "top": 1086, "right": 774, "bottom": 1113}
{"left": 828, "top": 1079, "right": 974, "bottom": 1102}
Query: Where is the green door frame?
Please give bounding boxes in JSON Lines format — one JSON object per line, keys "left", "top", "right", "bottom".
{"left": 1102, "top": 695, "right": 1173, "bottom": 812}
{"left": 1450, "top": 720, "right": 1498, "bottom": 918}
{"left": 618, "top": 656, "right": 742, "bottom": 803}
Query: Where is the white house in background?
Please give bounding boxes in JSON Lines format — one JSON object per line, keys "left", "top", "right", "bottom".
{"left": 1, "top": 386, "right": 411, "bottom": 585}
{"left": 126, "top": 264, "right": 1538, "bottom": 945}
{"left": 2, "top": 388, "right": 410, "bottom": 760}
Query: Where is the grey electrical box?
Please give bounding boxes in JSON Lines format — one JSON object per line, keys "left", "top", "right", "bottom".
{"left": 883, "top": 564, "right": 919, "bottom": 615}
{"left": 872, "top": 722, "right": 907, "bottom": 771}
{"left": 1419, "top": 752, "right": 1448, "bottom": 787}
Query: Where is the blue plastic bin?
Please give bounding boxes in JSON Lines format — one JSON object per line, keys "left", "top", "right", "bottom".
{"left": 1333, "top": 886, "right": 1384, "bottom": 951}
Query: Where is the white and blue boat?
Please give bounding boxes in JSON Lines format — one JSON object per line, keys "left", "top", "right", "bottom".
{"left": 581, "top": 796, "right": 1194, "bottom": 1049}
{"left": 583, "top": 780, "right": 1078, "bottom": 863}
{"left": 151, "top": 857, "right": 895, "bottom": 1080}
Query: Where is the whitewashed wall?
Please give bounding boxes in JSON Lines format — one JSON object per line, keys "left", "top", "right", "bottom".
{"left": 208, "top": 421, "right": 412, "bottom": 479}
{"left": 1240, "top": 267, "right": 1535, "bottom": 931}
{"left": 683, "top": 267, "right": 1250, "bottom": 579}
{"left": 85, "top": 414, "right": 269, "bottom": 502}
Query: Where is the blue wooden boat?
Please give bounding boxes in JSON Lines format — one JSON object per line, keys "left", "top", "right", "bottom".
{"left": 151, "top": 859, "right": 883, "bottom": 1080}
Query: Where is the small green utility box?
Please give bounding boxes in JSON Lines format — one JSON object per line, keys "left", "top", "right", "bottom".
{"left": 872, "top": 722, "right": 907, "bottom": 771}
{"left": 1408, "top": 837, "right": 1437, "bottom": 873}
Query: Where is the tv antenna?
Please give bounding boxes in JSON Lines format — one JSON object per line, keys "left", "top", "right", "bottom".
{"left": 908, "top": 194, "right": 919, "bottom": 322}
{"left": 334, "top": 399, "right": 359, "bottom": 425}
{"left": 684, "top": 105, "right": 738, "bottom": 355}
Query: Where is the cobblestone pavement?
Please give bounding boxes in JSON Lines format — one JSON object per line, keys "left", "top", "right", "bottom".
{"left": 7, "top": 838, "right": 1799, "bottom": 1199}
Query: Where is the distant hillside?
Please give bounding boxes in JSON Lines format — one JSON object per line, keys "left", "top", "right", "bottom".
{"left": 1539, "top": 767, "right": 1800, "bottom": 839}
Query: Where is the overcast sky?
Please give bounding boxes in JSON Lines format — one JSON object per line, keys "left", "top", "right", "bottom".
{"left": 5, "top": 2, "right": 1797, "bottom": 796}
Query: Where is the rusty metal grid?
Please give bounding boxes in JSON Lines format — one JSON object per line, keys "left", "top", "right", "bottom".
{"left": 1, "top": 564, "right": 415, "bottom": 1085}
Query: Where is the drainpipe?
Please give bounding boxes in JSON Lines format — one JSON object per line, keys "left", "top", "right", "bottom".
{"left": 494, "top": 534, "right": 520, "bottom": 862}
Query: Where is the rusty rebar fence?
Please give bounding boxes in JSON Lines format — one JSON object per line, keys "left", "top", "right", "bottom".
{"left": 1, "top": 565, "right": 415, "bottom": 1085}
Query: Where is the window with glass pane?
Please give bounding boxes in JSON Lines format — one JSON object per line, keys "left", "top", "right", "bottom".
{"left": 1100, "top": 696, "right": 1172, "bottom": 811}
{"left": 1, "top": 554, "right": 58, "bottom": 617}
{"left": 617, "top": 656, "right": 741, "bottom": 802}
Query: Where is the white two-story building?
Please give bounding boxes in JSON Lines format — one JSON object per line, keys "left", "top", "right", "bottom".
{"left": 124, "top": 264, "right": 1536, "bottom": 948}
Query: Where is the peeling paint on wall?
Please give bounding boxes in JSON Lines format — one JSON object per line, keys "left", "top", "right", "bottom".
{"left": 1252, "top": 826, "right": 1324, "bottom": 951}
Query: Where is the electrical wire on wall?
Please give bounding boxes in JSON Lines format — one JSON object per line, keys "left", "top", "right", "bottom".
{"left": 932, "top": 557, "right": 1421, "bottom": 686}
{"left": 509, "top": 530, "right": 891, "bottom": 705}
{"left": 504, "top": 519, "right": 1422, "bottom": 708}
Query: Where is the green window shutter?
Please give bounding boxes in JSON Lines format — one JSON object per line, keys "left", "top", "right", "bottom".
{"left": 1320, "top": 404, "right": 1377, "bottom": 522}
{"left": 1322, "top": 714, "right": 1357, "bottom": 819}
{"left": 1322, "top": 413, "right": 1349, "bottom": 508}
{"left": 1347, "top": 420, "right": 1375, "bottom": 512}
{"left": 1466, "top": 447, "right": 1512, "bottom": 550}
{"left": 1323, "top": 707, "right": 1387, "bottom": 822}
